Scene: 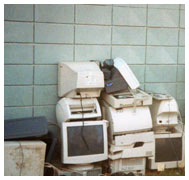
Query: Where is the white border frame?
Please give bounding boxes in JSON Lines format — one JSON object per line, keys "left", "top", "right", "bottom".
{"left": 61, "top": 120, "right": 108, "bottom": 164}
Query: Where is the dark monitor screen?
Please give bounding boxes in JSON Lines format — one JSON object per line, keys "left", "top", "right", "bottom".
{"left": 155, "top": 137, "right": 182, "bottom": 162}
{"left": 67, "top": 125, "right": 104, "bottom": 156}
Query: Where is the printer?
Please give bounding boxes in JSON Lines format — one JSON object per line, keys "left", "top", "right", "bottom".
{"left": 56, "top": 97, "right": 101, "bottom": 125}
{"left": 101, "top": 57, "right": 154, "bottom": 175}
{"left": 150, "top": 93, "right": 179, "bottom": 132}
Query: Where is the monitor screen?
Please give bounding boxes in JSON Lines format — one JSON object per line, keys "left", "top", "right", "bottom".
{"left": 155, "top": 137, "right": 182, "bottom": 162}
{"left": 67, "top": 125, "right": 104, "bottom": 156}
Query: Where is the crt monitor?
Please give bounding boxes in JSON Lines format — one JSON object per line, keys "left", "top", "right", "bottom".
{"left": 61, "top": 120, "right": 108, "bottom": 164}
{"left": 58, "top": 62, "right": 104, "bottom": 98}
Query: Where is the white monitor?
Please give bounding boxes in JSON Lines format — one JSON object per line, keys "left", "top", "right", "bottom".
{"left": 58, "top": 62, "right": 104, "bottom": 98}
{"left": 61, "top": 120, "right": 108, "bottom": 164}
{"left": 147, "top": 125, "right": 185, "bottom": 170}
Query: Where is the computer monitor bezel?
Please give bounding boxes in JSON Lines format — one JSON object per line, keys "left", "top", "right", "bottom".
{"left": 61, "top": 120, "right": 108, "bottom": 164}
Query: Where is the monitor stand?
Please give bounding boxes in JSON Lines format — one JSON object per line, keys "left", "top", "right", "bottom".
{"left": 67, "top": 163, "right": 94, "bottom": 171}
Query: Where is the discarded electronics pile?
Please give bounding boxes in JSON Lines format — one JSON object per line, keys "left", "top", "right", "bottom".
{"left": 4, "top": 57, "right": 185, "bottom": 176}
{"left": 55, "top": 57, "right": 185, "bottom": 176}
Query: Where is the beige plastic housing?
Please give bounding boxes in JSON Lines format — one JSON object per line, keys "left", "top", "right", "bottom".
{"left": 102, "top": 101, "right": 153, "bottom": 139}
{"left": 113, "top": 57, "right": 140, "bottom": 89}
{"left": 61, "top": 120, "right": 108, "bottom": 164}
{"left": 109, "top": 142, "right": 154, "bottom": 160}
{"left": 108, "top": 132, "right": 154, "bottom": 160}
{"left": 150, "top": 94, "right": 179, "bottom": 131}
{"left": 56, "top": 97, "right": 101, "bottom": 125}
{"left": 102, "top": 89, "right": 152, "bottom": 109}
{"left": 4, "top": 141, "right": 46, "bottom": 176}
{"left": 109, "top": 157, "right": 146, "bottom": 175}
{"left": 58, "top": 62, "right": 104, "bottom": 98}
{"left": 114, "top": 131, "right": 154, "bottom": 146}
{"left": 147, "top": 127, "right": 185, "bottom": 170}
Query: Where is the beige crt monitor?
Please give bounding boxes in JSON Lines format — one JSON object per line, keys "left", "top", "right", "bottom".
{"left": 61, "top": 120, "right": 108, "bottom": 164}
{"left": 58, "top": 62, "right": 104, "bottom": 98}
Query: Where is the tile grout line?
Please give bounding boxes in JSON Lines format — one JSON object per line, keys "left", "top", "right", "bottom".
{"left": 4, "top": 81, "right": 182, "bottom": 87}
{"left": 4, "top": 19, "right": 185, "bottom": 29}
{"left": 4, "top": 63, "right": 183, "bottom": 66}
{"left": 176, "top": 4, "right": 181, "bottom": 101}
{"left": 73, "top": 5, "right": 76, "bottom": 62}
{"left": 4, "top": 42, "right": 185, "bottom": 47}
{"left": 144, "top": 5, "right": 148, "bottom": 91}
{"left": 32, "top": 4, "right": 35, "bottom": 117}
{"left": 110, "top": 4, "right": 113, "bottom": 59}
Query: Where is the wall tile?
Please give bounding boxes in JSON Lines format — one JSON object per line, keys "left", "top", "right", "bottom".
{"left": 34, "top": 45, "right": 73, "bottom": 64}
{"left": 148, "top": 4, "right": 179, "bottom": 9}
{"left": 35, "top": 4, "right": 74, "bottom": 23}
{"left": 178, "top": 47, "right": 185, "bottom": 64}
{"left": 114, "top": 4, "right": 147, "bottom": 8}
{"left": 112, "top": 46, "right": 145, "bottom": 64}
{"left": 4, "top": 22, "right": 33, "bottom": 42}
{"left": 35, "top": 23, "right": 74, "bottom": 43}
{"left": 34, "top": 105, "right": 56, "bottom": 123}
{"left": 139, "top": 84, "right": 145, "bottom": 90}
{"left": 145, "top": 65, "right": 177, "bottom": 82}
{"left": 148, "top": 9, "right": 179, "bottom": 27}
{"left": 75, "top": 45, "right": 111, "bottom": 61}
{"left": 180, "top": 10, "right": 185, "bottom": 28}
{"left": 179, "top": 29, "right": 185, "bottom": 46}
{"left": 4, "top": 4, "right": 33, "bottom": 21}
{"left": 76, "top": 5, "right": 111, "bottom": 25}
{"left": 129, "top": 65, "right": 145, "bottom": 83}
{"left": 113, "top": 6, "right": 146, "bottom": 26}
{"left": 146, "top": 47, "right": 177, "bottom": 64}
{"left": 34, "top": 85, "right": 58, "bottom": 105}
{"left": 177, "top": 99, "right": 185, "bottom": 117}
{"left": 180, "top": 5, "right": 185, "bottom": 10}
{"left": 4, "top": 107, "right": 33, "bottom": 120}
{"left": 145, "top": 83, "right": 177, "bottom": 98}
{"left": 5, "top": 86, "right": 33, "bottom": 106}
{"left": 177, "top": 65, "right": 185, "bottom": 82}
{"left": 177, "top": 83, "right": 185, "bottom": 100}
{"left": 34, "top": 65, "right": 57, "bottom": 84}
{"left": 4, "top": 44, "right": 33, "bottom": 64}
{"left": 147, "top": 28, "right": 178, "bottom": 45}
{"left": 112, "top": 26, "right": 146, "bottom": 45}
{"left": 5, "top": 65, "right": 33, "bottom": 85}
{"left": 75, "top": 25, "right": 111, "bottom": 44}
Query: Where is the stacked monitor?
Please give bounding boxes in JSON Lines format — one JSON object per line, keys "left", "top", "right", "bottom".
{"left": 56, "top": 61, "right": 108, "bottom": 170}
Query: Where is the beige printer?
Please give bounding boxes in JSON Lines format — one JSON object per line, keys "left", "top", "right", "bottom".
{"left": 56, "top": 97, "right": 101, "bottom": 125}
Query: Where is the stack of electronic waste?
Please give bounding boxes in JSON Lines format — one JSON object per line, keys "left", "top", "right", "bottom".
{"left": 4, "top": 117, "right": 48, "bottom": 176}
{"left": 101, "top": 58, "right": 155, "bottom": 176}
{"left": 56, "top": 62, "right": 108, "bottom": 176}
{"left": 147, "top": 93, "right": 185, "bottom": 171}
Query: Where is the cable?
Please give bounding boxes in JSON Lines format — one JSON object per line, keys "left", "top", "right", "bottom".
{"left": 45, "top": 162, "right": 83, "bottom": 175}
{"left": 79, "top": 94, "right": 89, "bottom": 150}
{"left": 48, "top": 122, "right": 60, "bottom": 129}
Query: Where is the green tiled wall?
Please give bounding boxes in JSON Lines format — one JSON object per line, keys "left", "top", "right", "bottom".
{"left": 4, "top": 4, "right": 185, "bottom": 126}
